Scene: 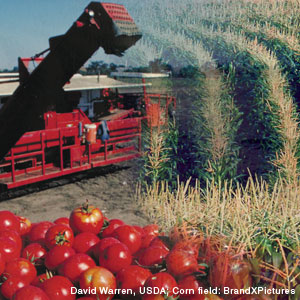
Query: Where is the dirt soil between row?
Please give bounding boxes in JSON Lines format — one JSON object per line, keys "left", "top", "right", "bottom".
{"left": 0, "top": 160, "right": 149, "bottom": 225}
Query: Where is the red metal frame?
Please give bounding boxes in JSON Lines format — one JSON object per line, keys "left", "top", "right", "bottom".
{"left": 0, "top": 109, "right": 142, "bottom": 189}
{"left": 0, "top": 87, "right": 175, "bottom": 190}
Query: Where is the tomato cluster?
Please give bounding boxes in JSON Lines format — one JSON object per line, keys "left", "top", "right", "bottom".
{"left": 0, "top": 206, "right": 266, "bottom": 300}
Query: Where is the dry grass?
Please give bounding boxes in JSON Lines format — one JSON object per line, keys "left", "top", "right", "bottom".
{"left": 200, "top": 69, "right": 230, "bottom": 163}
{"left": 137, "top": 176, "right": 300, "bottom": 251}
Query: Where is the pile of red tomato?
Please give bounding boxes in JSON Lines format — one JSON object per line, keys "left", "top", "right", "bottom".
{"left": 0, "top": 203, "right": 268, "bottom": 300}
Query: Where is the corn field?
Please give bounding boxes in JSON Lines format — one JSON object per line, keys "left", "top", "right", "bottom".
{"left": 123, "top": 1, "right": 300, "bottom": 298}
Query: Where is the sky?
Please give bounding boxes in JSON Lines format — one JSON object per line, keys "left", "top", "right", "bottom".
{"left": 0, "top": 0, "right": 135, "bottom": 70}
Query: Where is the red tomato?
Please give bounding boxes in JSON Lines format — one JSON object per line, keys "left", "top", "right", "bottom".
{"left": 41, "top": 275, "right": 76, "bottom": 300}
{"left": 133, "top": 248, "right": 146, "bottom": 263}
{"left": 142, "top": 295, "right": 165, "bottom": 300}
{"left": 44, "top": 245, "right": 75, "bottom": 271}
{"left": 0, "top": 236, "right": 21, "bottom": 262}
{"left": 0, "top": 252, "right": 5, "bottom": 275}
{"left": 17, "top": 216, "right": 32, "bottom": 236}
{"left": 172, "top": 240, "right": 199, "bottom": 258}
{"left": 32, "top": 273, "right": 49, "bottom": 288}
{"left": 116, "top": 265, "right": 151, "bottom": 299}
{"left": 236, "top": 296, "right": 272, "bottom": 300}
{"left": 0, "top": 229, "right": 22, "bottom": 252}
{"left": 91, "top": 237, "right": 120, "bottom": 260}
{"left": 44, "top": 224, "right": 74, "bottom": 249}
{"left": 69, "top": 203, "right": 104, "bottom": 234}
{"left": 187, "top": 295, "right": 222, "bottom": 300}
{"left": 143, "top": 224, "right": 159, "bottom": 236}
{"left": 98, "top": 242, "right": 132, "bottom": 274}
{"left": 178, "top": 275, "right": 204, "bottom": 300}
{"left": 166, "top": 250, "right": 199, "bottom": 278}
{"left": 138, "top": 246, "right": 169, "bottom": 267}
{"left": 143, "top": 272, "right": 178, "bottom": 298}
{"left": 21, "top": 243, "right": 47, "bottom": 265}
{"left": 4, "top": 257, "right": 37, "bottom": 284}
{"left": 58, "top": 253, "right": 96, "bottom": 283}
{"left": 0, "top": 276, "right": 27, "bottom": 299}
{"left": 73, "top": 232, "right": 100, "bottom": 254}
{"left": 13, "top": 285, "right": 50, "bottom": 300}
{"left": 141, "top": 234, "right": 157, "bottom": 249}
{"left": 54, "top": 217, "right": 70, "bottom": 227}
{"left": 0, "top": 210, "right": 20, "bottom": 232}
{"left": 28, "top": 221, "right": 54, "bottom": 245}
{"left": 101, "top": 219, "right": 125, "bottom": 238}
{"left": 149, "top": 237, "right": 170, "bottom": 251}
{"left": 79, "top": 266, "right": 116, "bottom": 300}
{"left": 112, "top": 225, "right": 142, "bottom": 254}
{"left": 133, "top": 225, "right": 144, "bottom": 236}
{"left": 210, "top": 256, "right": 252, "bottom": 292}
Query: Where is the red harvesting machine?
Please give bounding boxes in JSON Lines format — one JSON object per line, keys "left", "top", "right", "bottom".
{"left": 0, "top": 2, "right": 176, "bottom": 190}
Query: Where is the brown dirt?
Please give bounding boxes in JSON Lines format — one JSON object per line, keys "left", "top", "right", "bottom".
{"left": 0, "top": 160, "right": 149, "bottom": 226}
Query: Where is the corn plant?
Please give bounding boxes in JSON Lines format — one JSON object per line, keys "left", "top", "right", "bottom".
{"left": 140, "top": 120, "right": 179, "bottom": 188}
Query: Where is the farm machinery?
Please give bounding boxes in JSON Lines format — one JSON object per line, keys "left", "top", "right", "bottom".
{"left": 0, "top": 2, "right": 176, "bottom": 190}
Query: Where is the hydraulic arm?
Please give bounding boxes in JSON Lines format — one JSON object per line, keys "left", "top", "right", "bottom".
{"left": 0, "top": 2, "right": 141, "bottom": 159}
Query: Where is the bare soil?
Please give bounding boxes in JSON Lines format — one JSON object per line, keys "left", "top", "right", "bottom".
{"left": 0, "top": 160, "right": 149, "bottom": 225}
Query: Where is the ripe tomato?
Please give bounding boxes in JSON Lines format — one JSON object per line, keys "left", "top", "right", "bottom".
{"left": 32, "top": 273, "right": 49, "bottom": 288}
{"left": 44, "top": 245, "right": 75, "bottom": 270}
{"left": 0, "top": 276, "right": 27, "bottom": 299}
{"left": 149, "top": 237, "right": 170, "bottom": 252}
{"left": 166, "top": 250, "right": 199, "bottom": 278}
{"left": 133, "top": 225, "right": 144, "bottom": 236}
{"left": 58, "top": 253, "right": 96, "bottom": 283}
{"left": 0, "top": 236, "right": 21, "bottom": 262}
{"left": 0, "top": 252, "right": 5, "bottom": 275}
{"left": 172, "top": 240, "right": 200, "bottom": 258}
{"left": 28, "top": 221, "right": 54, "bottom": 246}
{"left": 143, "top": 224, "right": 159, "bottom": 236}
{"left": 0, "top": 229, "right": 22, "bottom": 252}
{"left": 54, "top": 217, "right": 70, "bottom": 227}
{"left": 0, "top": 210, "right": 20, "bottom": 232}
{"left": 112, "top": 225, "right": 142, "bottom": 254}
{"left": 141, "top": 234, "right": 157, "bottom": 249}
{"left": 41, "top": 275, "right": 76, "bottom": 300}
{"left": 4, "top": 257, "right": 37, "bottom": 284}
{"left": 44, "top": 224, "right": 74, "bottom": 249}
{"left": 209, "top": 256, "right": 252, "bottom": 291}
{"left": 73, "top": 232, "right": 100, "bottom": 254}
{"left": 98, "top": 242, "right": 132, "bottom": 273}
{"left": 21, "top": 243, "right": 47, "bottom": 265}
{"left": 143, "top": 272, "right": 178, "bottom": 298}
{"left": 116, "top": 265, "right": 151, "bottom": 299}
{"left": 79, "top": 266, "right": 116, "bottom": 300}
{"left": 69, "top": 202, "right": 104, "bottom": 234}
{"left": 142, "top": 295, "right": 165, "bottom": 300}
{"left": 17, "top": 216, "right": 32, "bottom": 236}
{"left": 236, "top": 295, "right": 272, "bottom": 300}
{"left": 138, "top": 246, "right": 169, "bottom": 267}
{"left": 101, "top": 219, "right": 125, "bottom": 238}
{"left": 139, "top": 225, "right": 159, "bottom": 249}
{"left": 91, "top": 237, "right": 120, "bottom": 260}
{"left": 187, "top": 295, "right": 223, "bottom": 300}
{"left": 13, "top": 285, "right": 50, "bottom": 300}
{"left": 177, "top": 275, "right": 204, "bottom": 300}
